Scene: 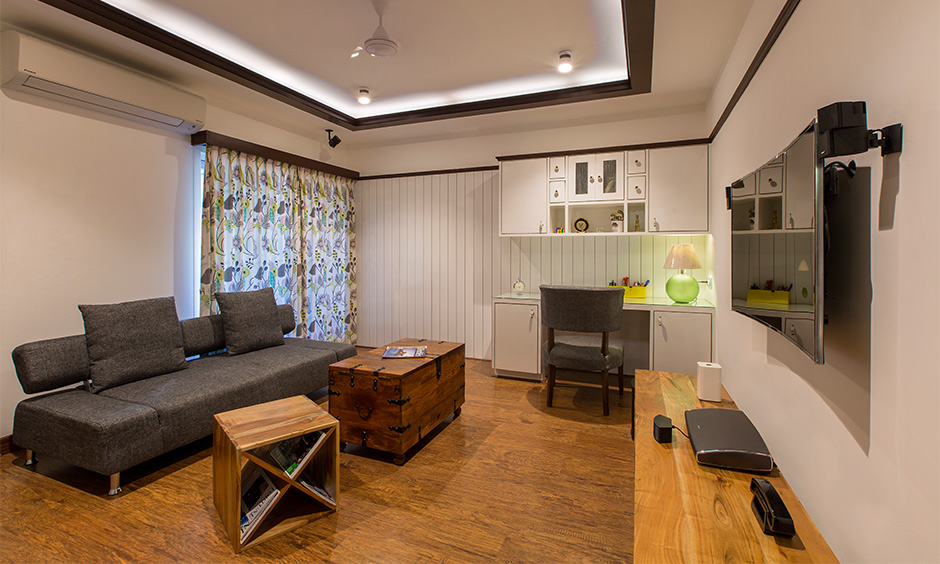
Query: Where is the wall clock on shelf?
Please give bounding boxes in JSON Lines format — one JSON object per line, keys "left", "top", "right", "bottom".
{"left": 574, "top": 218, "right": 590, "bottom": 233}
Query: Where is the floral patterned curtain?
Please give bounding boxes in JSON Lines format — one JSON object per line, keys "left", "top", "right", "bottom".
{"left": 200, "top": 145, "right": 357, "bottom": 343}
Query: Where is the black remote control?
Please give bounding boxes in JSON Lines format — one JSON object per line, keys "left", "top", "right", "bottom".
{"left": 750, "top": 478, "right": 795, "bottom": 537}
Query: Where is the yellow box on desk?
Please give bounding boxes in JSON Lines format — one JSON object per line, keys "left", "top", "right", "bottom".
{"left": 746, "top": 289, "right": 790, "bottom": 305}
{"left": 620, "top": 286, "right": 647, "bottom": 299}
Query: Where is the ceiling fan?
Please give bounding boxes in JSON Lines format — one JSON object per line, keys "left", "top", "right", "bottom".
{"left": 351, "top": 0, "right": 399, "bottom": 58}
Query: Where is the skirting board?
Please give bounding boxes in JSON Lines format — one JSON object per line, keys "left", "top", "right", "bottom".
{"left": 1, "top": 434, "right": 13, "bottom": 455}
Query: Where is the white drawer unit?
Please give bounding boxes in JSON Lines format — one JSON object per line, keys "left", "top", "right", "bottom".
{"left": 548, "top": 157, "right": 566, "bottom": 180}
{"left": 627, "top": 150, "right": 647, "bottom": 174}
{"left": 549, "top": 180, "right": 565, "bottom": 203}
{"left": 627, "top": 176, "right": 646, "bottom": 200}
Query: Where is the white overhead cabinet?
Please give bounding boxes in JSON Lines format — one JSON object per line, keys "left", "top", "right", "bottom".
{"left": 500, "top": 158, "right": 548, "bottom": 235}
{"left": 566, "top": 153, "right": 624, "bottom": 201}
{"left": 647, "top": 145, "right": 709, "bottom": 232}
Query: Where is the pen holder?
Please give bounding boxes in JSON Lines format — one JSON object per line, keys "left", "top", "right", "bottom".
{"left": 621, "top": 286, "right": 647, "bottom": 300}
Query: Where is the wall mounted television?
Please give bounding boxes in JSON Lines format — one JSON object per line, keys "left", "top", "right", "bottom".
{"left": 729, "top": 122, "right": 825, "bottom": 363}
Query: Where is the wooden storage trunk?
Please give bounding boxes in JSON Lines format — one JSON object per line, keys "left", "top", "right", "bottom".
{"left": 327, "top": 339, "right": 465, "bottom": 464}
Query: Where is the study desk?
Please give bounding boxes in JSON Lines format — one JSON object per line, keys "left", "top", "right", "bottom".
{"left": 491, "top": 293, "right": 715, "bottom": 381}
{"left": 634, "top": 370, "right": 838, "bottom": 563}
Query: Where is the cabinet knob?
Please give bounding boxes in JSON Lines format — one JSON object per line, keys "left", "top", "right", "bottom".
{"left": 554, "top": 165, "right": 559, "bottom": 173}
{"left": 634, "top": 185, "right": 641, "bottom": 194}
{"left": 539, "top": 220, "right": 544, "bottom": 232}
{"left": 553, "top": 189, "right": 559, "bottom": 198}
{"left": 530, "top": 310, "right": 536, "bottom": 320}
{"left": 634, "top": 159, "right": 641, "bottom": 166}
{"left": 589, "top": 176, "right": 595, "bottom": 183}
{"left": 657, "top": 316, "right": 663, "bottom": 327}
{"left": 596, "top": 175, "right": 603, "bottom": 183}
{"left": 789, "top": 213, "right": 794, "bottom": 227}
{"left": 653, "top": 218, "right": 659, "bottom": 231}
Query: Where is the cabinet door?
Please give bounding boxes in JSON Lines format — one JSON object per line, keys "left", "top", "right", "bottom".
{"left": 648, "top": 145, "right": 708, "bottom": 232}
{"left": 785, "top": 130, "right": 816, "bottom": 229}
{"left": 548, "top": 157, "right": 566, "bottom": 179}
{"left": 785, "top": 318, "right": 814, "bottom": 350}
{"left": 627, "top": 150, "right": 647, "bottom": 174}
{"left": 500, "top": 159, "right": 548, "bottom": 235}
{"left": 652, "top": 311, "right": 712, "bottom": 375}
{"left": 567, "top": 155, "right": 594, "bottom": 201}
{"left": 595, "top": 152, "right": 625, "bottom": 200}
{"left": 758, "top": 165, "right": 783, "bottom": 194}
{"left": 493, "top": 302, "right": 540, "bottom": 376}
{"left": 627, "top": 176, "right": 646, "bottom": 201}
{"left": 549, "top": 180, "right": 565, "bottom": 203}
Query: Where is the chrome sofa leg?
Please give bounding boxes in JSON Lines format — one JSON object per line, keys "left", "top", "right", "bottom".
{"left": 108, "top": 472, "right": 122, "bottom": 496}
{"left": 24, "top": 449, "right": 38, "bottom": 466}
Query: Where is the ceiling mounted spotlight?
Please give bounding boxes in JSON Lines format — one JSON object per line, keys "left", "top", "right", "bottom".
{"left": 326, "top": 129, "right": 341, "bottom": 148}
{"left": 357, "top": 87, "right": 372, "bottom": 105}
{"left": 557, "top": 50, "right": 573, "bottom": 73}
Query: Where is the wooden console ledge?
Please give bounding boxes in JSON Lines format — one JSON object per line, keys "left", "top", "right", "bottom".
{"left": 634, "top": 369, "right": 838, "bottom": 563}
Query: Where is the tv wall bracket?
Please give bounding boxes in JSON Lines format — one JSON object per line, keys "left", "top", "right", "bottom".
{"left": 816, "top": 101, "right": 902, "bottom": 159}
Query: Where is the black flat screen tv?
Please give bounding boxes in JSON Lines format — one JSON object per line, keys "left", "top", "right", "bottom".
{"left": 730, "top": 122, "right": 825, "bottom": 363}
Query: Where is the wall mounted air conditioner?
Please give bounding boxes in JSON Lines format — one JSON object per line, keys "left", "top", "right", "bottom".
{"left": 1, "top": 30, "right": 205, "bottom": 133}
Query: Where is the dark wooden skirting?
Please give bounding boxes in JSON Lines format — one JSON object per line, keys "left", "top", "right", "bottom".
{"left": 191, "top": 131, "right": 360, "bottom": 180}
{"left": 496, "top": 137, "right": 709, "bottom": 162}
{"left": 37, "top": 0, "right": 654, "bottom": 131}
{"left": 0, "top": 435, "right": 13, "bottom": 456}
{"left": 358, "top": 165, "right": 499, "bottom": 182}
{"left": 707, "top": 0, "right": 802, "bottom": 141}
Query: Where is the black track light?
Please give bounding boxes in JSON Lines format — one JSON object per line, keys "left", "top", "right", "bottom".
{"left": 326, "top": 129, "right": 342, "bottom": 148}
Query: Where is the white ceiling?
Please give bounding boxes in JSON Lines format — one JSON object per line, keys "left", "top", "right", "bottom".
{"left": 0, "top": 0, "right": 754, "bottom": 149}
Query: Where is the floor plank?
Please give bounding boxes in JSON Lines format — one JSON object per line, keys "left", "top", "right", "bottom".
{"left": 0, "top": 359, "right": 634, "bottom": 564}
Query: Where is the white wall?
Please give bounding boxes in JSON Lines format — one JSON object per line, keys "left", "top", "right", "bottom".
{"left": 0, "top": 90, "right": 334, "bottom": 437}
{"left": 707, "top": 1, "right": 940, "bottom": 563}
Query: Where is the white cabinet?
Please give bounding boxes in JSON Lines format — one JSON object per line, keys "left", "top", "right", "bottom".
{"left": 567, "top": 152, "right": 624, "bottom": 202}
{"left": 492, "top": 301, "right": 541, "bottom": 380}
{"left": 500, "top": 158, "right": 548, "bottom": 235}
{"left": 648, "top": 145, "right": 709, "bottom": 232}
{"left": 785, "top": 318, "right": 814, "bottom": 350}
{"left": 627, "top": 150, "right": 647, "bottom": 174}
{"left": 785, "top": 129, "right": 816, "bottom": 229}
{"left": 548, "top": 157, "right": 566, "bottom": 180}
{"left": 652, "top": 311, "right": 712, "bottom": 375}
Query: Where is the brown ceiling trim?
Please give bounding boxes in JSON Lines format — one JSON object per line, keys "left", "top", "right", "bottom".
{"left": 707, "top": 0, "right": 801, "bottom": 141}
{"left": 358, "top": 165, "right": 500, "bottom": 182}
{"left": 192, "top": 131, "right": 360, "bottom": 180}
{"left": 36, "top": 0, "right": 356, "bottom": 128}
{"left": 37, "top": 0, "right": 654, "bottom": 131}
{"left": 496, "top": 137, "right": 710, "bottom": 162}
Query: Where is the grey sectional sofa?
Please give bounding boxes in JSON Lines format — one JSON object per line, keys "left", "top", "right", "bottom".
{"left": 11, "top": 300, "right": 356, "bottom": 495}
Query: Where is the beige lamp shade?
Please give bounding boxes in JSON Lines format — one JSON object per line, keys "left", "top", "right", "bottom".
{"left": 663, "top": 244, "right": 702, "bottom": 270}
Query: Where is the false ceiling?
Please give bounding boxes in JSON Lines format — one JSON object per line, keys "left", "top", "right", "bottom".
{"left": 0, "top": 0, "right": 754, "bottom": 147}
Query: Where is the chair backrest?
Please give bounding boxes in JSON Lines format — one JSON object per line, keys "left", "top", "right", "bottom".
{"left": 539, "top": 285, "right": 624, "bottom": 333}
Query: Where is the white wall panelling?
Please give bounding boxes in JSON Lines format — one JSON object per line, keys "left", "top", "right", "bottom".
{"left": 357, "top": 171, "right": 715, "bottom": 360}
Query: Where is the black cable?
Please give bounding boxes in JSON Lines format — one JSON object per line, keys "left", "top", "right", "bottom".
{"left": 672, "top": 426, "right": 690, "bottom": 440}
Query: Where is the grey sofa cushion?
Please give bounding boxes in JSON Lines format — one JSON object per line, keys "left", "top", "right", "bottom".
{"left": 79, "top": 297, "right": 187, "bottom": 392}
{"left": 12, "top": 389, "right": 164, "bottom": 476}
{"left": 285, "top": 338, "right": 358, "bottom": 363}
{"left": 11, "top": 335, "right": 90, "bottom": 394}
{"left": 100, "top": 339, "right": 335, "bottom": 451}
{"left": 180, "top": 304, "right": 298, "bottom": 357}
{"left": 544, "top": 335, "right": 624, "bottom": 371}
{"left": 215, "top": 288, "right": 284, "bottom": 355}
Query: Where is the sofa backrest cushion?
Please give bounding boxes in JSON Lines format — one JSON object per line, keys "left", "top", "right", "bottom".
{"left": 11, "top": 303, "right": 298, "bottom": 395}
{"left": 215, "top": 289, "right": 286, "bottom": 355}
{"left": 179, "top": 304, "right": 296, "bottom": 357}
{"left": 12, "top": 335, "right": 90, "bottom": 394}
{"left": 79, "top": 297, "right": 188, "bottom": 392}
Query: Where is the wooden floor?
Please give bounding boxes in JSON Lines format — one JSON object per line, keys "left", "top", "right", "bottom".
{"left": 0, "top": 359, "right": 635, "bottom": 564}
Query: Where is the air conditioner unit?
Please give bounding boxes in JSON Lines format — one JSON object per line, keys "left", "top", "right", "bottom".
{"left": 1, "top": 30, "right": 205, "bottom": 134}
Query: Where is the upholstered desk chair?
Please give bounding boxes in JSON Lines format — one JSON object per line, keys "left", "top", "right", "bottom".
{"left": 539, "top": 285, "right": 627, "bottom": 420}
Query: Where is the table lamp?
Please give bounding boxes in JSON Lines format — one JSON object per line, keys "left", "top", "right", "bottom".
{"left": 664, "top": 244, "right": 703, "bottom": 303}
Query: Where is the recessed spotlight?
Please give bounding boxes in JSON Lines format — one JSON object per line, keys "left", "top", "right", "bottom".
{"left": 557, "top": 50, "right": 573, "bottom": 73}
{"left": 357, "top": 87, "right": 372, "bottom": 105}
